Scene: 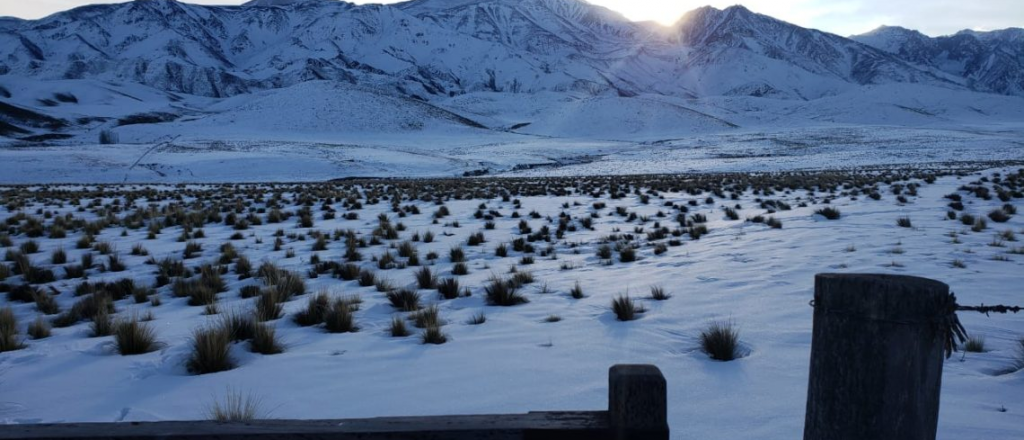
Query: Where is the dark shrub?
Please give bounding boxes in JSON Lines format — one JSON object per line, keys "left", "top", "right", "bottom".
{"left": 815, "top": 207, "right": 841, "bottom": 220}
{"left": 114, "top": 317, "right": 159, "bottom": 355}
{"left": 485, "top": 277, "right": 527, "bottom": 306}
{"left": 387, "top": 289, "right": 421, "bottom": 311}
{"left": 187, "top": 326, "right": 235, "bottom": 375}
{"left": 250, "top": 323, "right": 283, "bottom": 355}
{"left": 437, "top": 278, "right": 460, "bottom": 300}
{"left": 611, "top": 295, "right": 638, "bottom": 321}
{"left": 700, "top": 321, "right": 740, "bottom": 361}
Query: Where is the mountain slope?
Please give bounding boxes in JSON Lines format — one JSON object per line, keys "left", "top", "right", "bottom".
{"left": 853, "top": 26, "right": 1024, "bottom": 96}
{"left": 0, "top": 0, "right": 983, "bottom": 102}
{"left": 0, "top": 0, "right": 1021, "bottom": 144}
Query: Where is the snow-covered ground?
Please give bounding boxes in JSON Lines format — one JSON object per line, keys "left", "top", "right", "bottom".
{"left": 1, "top": 123, "right": 1021, "bottom": 183}
{"left": 0, "top": 169, "right": 1022, "bottom": 440}
{"left": 2, "top": 79, "right": 1022, "bottom": 183}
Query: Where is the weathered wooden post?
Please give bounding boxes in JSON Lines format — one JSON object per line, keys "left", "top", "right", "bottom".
{"left": 804, "top": 274, "right": 951, "bottom": 440}
{"left": 608, "top": 364, "right": 669, "bottom": 440}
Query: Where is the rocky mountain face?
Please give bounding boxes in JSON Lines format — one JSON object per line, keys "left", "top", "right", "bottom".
{"left": 0, "top": 0, "right": 1018, "bottom": 102}
{"left": 853, "top": 25, "right": 1024, "bottom": 95}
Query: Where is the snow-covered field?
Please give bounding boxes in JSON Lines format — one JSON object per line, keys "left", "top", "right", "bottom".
{"left": 1, "top": 123, "right": 1023, "bottom": 183}
{"left": 0, "top": 168, "right": 1022, "bottom": 440}
{"left": 2, "top": 79, "right": 1024, "bottom": 183}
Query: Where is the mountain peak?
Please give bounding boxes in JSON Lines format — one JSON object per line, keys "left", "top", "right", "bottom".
{"left": 722, "top": 4, "right": 752, "bottom": 14}
{"left": 242, "top": 0, "right": 328, "bottom": 7}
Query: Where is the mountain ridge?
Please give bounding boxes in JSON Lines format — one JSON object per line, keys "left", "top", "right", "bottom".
{"left": 0, "top": 0, "right": 1021, "bottom": 143}
{"left": 3, "top": 0, "right": 1017, "bottom": 100}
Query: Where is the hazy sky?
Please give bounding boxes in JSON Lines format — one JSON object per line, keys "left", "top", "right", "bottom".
{"left": 2, "top": 0, "right": 1021, "bottom": 37}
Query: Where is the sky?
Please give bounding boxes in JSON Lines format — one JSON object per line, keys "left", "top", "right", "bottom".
{"left": 1, "top": 0, "right": 1021, "bottom": 37}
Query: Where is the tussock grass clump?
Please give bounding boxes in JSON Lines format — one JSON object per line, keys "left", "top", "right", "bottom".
{"left": 19, "top": 240, "right": 40, "bottom": 254}
{"left": 377, "top": 251, "right": 396, "bottom": 270}
{"left": 688, "top": 224, "right": 709, "bottom": 240}
{"left": 188, "top": 326, "right": 235, "bottom": 375}
{"left": 815, "top": 207, "right": 841, "bottom": 220}
{"left": 294, "top": 291, "right": 330, "bottom": 327}
{"left": 358, "top": 269, "right": 376, "bottom": 287}
{"left": 7, "top": 284, "right": 35, "bottom": 303}
{"left": 964, "top": 335, "right": 986, "bottom": 353}
{"left": 467, "top": 312, "right": 486, "bottom": 325}
{"left": 28, "top": 315, "right": 51, "bottom": 340}
{"left": 51, "top": 247, "right": 67, "bottom": 265}
{"left": 183, "top": 241, "right": 203, "bottom": 259}
{"left": 184, "top": 282, "right": 217, "bottom": 307}
{"left": 467, "top": 232, "right": 486, "bottom": 246}
{"left": 221, "top": 311, "right": 257, "bottom": 342}
{"left": 1013, "top": 339, "right": 1024, "bottom": 373}
{"left": 336, "top": 263, "right": 361, "bottom": 281}
{"left": 235, "top": 255, "right": 252, "bottom": 279}
{"left": 387, "top": 289, "right": 421, "bottom": 311}
{"left": 410, "top": 304, "right": 443, "bottom": 329}
{"left": 132, "top": 243, "right": 149, "bottom": 257}
{"left": 33, "top": 290, "right": 60, "bottom": 315}
{"left": 90, "top": 309, "right": 113, "bottom": 337}
{"left": 239, "top": 285, "right": 261, "bottom": 299}
{"left": 700, "top": 321, "right": 741, "bottom": 361}
{"left": 508, "top": 271, "right": 535, "bottom": 288}
{"left": 389, "top": 316, "right": 410, "bottom": 337}
{"left": 449, "top": 246, "right": 466, "bottom": 263}
{"left": 988, "top": 208, "right": 1011, "bottom": 223}
{"left": 267, "top": 271, "right": 305, "bottom": 300}
{"left": 255, "top": 289, "right": 284, "bottom": 322}
{"left": 199, "top": 265, "right": 228, "bottom": 293}
{"left": 323, "top": 300, "right": 357, "bottom": 333}
{"left": 0, "top": 307, "right": 23, "bottom": 352}
{"left": 207, "top": 388, "right": 266, "bottom": 421}
{"left": 421, "top": 325, "right": 447, "bottom": 345}
{"left": 650, "top": 286, "right": 671, "bottom": 301}
{"left": 374, "top": 277, "right": 394, "bottom": 293}
{"left": 250, "top": 323, "right": 283, "bottom": 355}
{"left": 972, "top": 217, "right": 988, "bottom": 233}
{"left": 106, "top": 253, "right": 126, "bottom": 272}
{"left": 114, "top": 316, "right": 159, "bottom": 355}
{"left": 414, "top": 267, "right": 437, "bottom": 289}
{"left": 765, "top": 217, "right": 783, "bottom": 229}
{"left": 452, "top": 263, "right": 469, "bottom": 276}
{"left": 63, "top": 264, "right": 86, "bottom": 279}
{"left": 485, "top": 277, "right": 528, "bottom": 306}
{"left": 437, "top": 278, "right": 461, "bottom": 300}
{"left": 205, "top": 304, "right": 220, "bottom": 317}
{"left": 897, "top": 217, "right": 912, "bottom": 228}
{"left": 611, "top": 295, "right": 639, "bottom": 321}
{"left": 53, "top": 293, "right": 113, "bottom": 327}
{"left": 570, "top": 281, "right": 585, "bottom": 299}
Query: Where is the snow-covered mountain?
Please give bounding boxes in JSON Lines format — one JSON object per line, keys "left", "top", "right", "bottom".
{"left": 0, "top": 0, "right": 1021, "bottom": 144}
{"left": 853, "top": 25, "right": 1024, "bottom": 96}
{"left": 0, "top": 0, "right": 989, "bottom": 100}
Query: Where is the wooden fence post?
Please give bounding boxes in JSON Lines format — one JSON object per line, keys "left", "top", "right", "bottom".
{"left": 804, "top": 273, "right": 951, "bottom": 440}
{"left": 608, "top": 364, "right": 669, "bottom": 440}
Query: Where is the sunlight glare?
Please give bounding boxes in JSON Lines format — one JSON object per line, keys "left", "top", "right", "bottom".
{"left": 589, "top": 0, "right": 698, "bottom": 26}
